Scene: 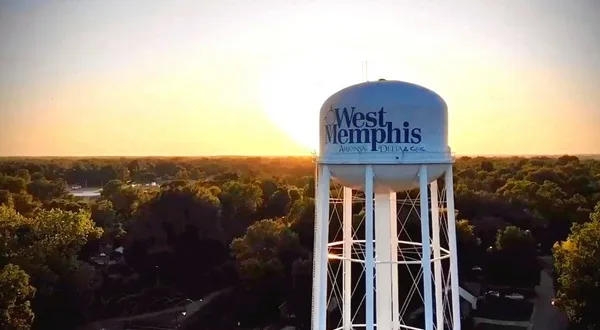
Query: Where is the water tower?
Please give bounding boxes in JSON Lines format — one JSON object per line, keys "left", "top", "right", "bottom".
{"left": 311, "top": 80, "right": 462, "bottom": 330}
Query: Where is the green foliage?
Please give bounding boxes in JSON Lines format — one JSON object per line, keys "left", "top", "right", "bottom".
{"left": 0, "top": 155, "right": 599, "bottom": 328}
{"left": 288, "top": 187, "right": 301, "bottom": 204}
{"left": 260, "top": 178, "right": 279, "bottom": 202}
{"left": 0, "top": 206, "right": 103, "bottom": 292}
{"left": 553, "top": 203, "right": 600, "bottom": 329}
{"left": 90, "top": 199, "right": 117, "bottom": 228}
{"left": 26, "top": 179, "right": 68, "bottom": 202}
{"left": 487, "top": 226, "right": 540, "bottom": 287}
{"left": 265, "top": 188, "right": 292, "bottom": 217}
{"left": 100, "top": 179, "right": 124, "bottom": 201}
{"left": 288, "top": 198, "right": 315, "bottom": 248}
{"left": 0, "top": 264, "right": 36, "bottom": 330}
{"left": 1, "top": 205, "right": 101, "bottom": 259}
{"left": 591, "top": 202, "right": 600, "bottom": 222}
{"left": 495, "top": 225, "right": 535, "bottom": 251}
{"left": 11, "top": 194, "right": 40, "bottom": 218}
{"left": 456, "top": 219, "right": 477, "bottom": 245}
{"left": 0, "top": 176, "right": 27, "bottom": 194}
{"left": 100, "top": 180, "right": 157, "bottom": 217}
{"left": 0, "top": 190, "right": 13, "bottom": 208}
{"left": 219, "top": 181, "right": 262, "bottom": 220}
{"left": 0, "top": 205, "right": 103, "bottom": 328}
{"left": 231, "top": 219, "right": 302, "bottom": 283}
{"left": 131, "top": 183, "right": 222, "bottom": 242}
{"left": 16, "top": 169, "right": 31, "bottom": 183}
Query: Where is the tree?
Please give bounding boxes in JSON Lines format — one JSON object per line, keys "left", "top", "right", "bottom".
{"left": 265, "top": 188, "right": 292, "bottom": 218}
{"left": 16, "top": 169, "right": 31, "bottom": 183}
{"left": 302, "top": 178, "right": 315, "bottom": 198}
{"left": 131, "top": 184, "right": 222, "bottom": 242}
{"left": 0, "top": 206, "right": 103, "bottom": 329}
{"left": 219, "top": 181, "right": 262, "bottom": 234}
{"left": 0, "top": 176, "right": 27, "bottom": 194}
{"left": 90, "top": 199, "right": 117, "bottom": 229}
{"left": 0, "top": 264, "right": 36, "bottom": 330}
{"left": 231, "top": 219, "right": 301, "bottom": 283}
{"left": 489, "top": 225, "right": 539, "bottom": 287}
{"left": 495, "top": 225, "right": 535, "bottom": 252}
{"left": 288, "top": 186, "right": 302, "bottom": 204}
{"left": 260, "top": 178, "right": 279, "bottom": 203}
{"left": 497, "top": 179, "right": 540, "bottom": 208}
{"left": 455, "top": 219, "right": 480, "bottom": 277}
{"left": 288, "top": 198, "right": 315, "bottom": 249}
{"left": 553, "top": 203, "right": 600, "bottom": 329}
{"left": 125, "top": 184, "right": 226, "bottom": 295}
{"left": 0, "top": 190, "right": 13, "bottom": 208}
{"left": 100, "top": 180, "right": 153, "bottom": 217}
{"left": 43, "top": 198, "right": 86, "bottom": 213}
{"left": 456, "top": 219, "right": 477, "bottom": 246}
{"left": 230, "top": 219, "right": 305, "bottom": 325}
{"left": 175, "top": 169, "right": 190, "bottom": 180}
{"left": 0, "top": 206, "right": 103, "bottom": 275}
{"left": 100, "top": 179, "right": 124, "bottom": 201}
{"left": 26, "top": 179, "right": 68, "bottom": 202}
{"left": 11, "top": 193, "right": 40, "bottom": 218}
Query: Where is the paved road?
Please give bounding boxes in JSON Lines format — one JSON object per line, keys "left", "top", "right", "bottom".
{"left": 167, "top": 288, "right": 232, "bottom": 326}
{"left": 80, "top": 288, "right": 232, "bottom": 330}
{"left": 531, "top": 270, "right": 568, "bottom": 330}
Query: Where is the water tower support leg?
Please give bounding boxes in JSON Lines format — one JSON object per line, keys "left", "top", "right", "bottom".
{"left": 343, "top": 187, "right": 353, "bottom": 330}
{"left": 430, "top": 180, "right": 444, "bottom": 330}
{"left": 445, "top": 165, "right": 462, "bottom": 330}
{"left": 390, "top": 192, "right": 399, "bottom": 330}
{"left": 375, "top": 192, "right": 394, "bottom": 330}
{"left": 312, "top": 165, "right": 330, "bottom": 330}
{"left": 364, "top": 165, "right": 375, "bottom": 330}
{"left": 419, "top": 165, "right": 434, "bottom": 330}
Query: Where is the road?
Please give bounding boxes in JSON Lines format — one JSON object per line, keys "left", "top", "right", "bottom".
{"left": 531, "top": 270, "right": 568, "bottom": 330}
{"left": 80, "top": 288, "right": 232, "bottom": 330}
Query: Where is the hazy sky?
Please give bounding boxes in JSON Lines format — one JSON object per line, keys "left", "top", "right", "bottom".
{"left": 1, "top": 0, "right": 599, "bottom": 156}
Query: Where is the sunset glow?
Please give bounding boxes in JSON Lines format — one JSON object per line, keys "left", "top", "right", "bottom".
{"left": 1, "top": 0, "right": 599, "bottom": 156}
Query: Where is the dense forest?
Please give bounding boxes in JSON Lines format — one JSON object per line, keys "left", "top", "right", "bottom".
{"left": 0, "top": 155, "right": 599, "bottom": 329}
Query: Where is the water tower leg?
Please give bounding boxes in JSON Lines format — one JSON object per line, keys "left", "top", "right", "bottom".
{"left": 419, "top": 165, "right": 434, "bottom": 330}
{"left": 342, "top": 187, "right": 353, "bottom": 330}
{"left": 375, "top": 192, "right": 395, "bottom": 330}
{"left": 390, "top": 192, "right": 399, "bottom": 330}
{"left": 364, "top": 165, "right": 375, "bottom": 330}
{"left": 312, "top": 165, "right": 330, "bottom": 330}
{"left": 445, "top": 166, "right": 462, "bottom": 330}
{"left": 430, "top": 180, "right": 444, "bottom": 330}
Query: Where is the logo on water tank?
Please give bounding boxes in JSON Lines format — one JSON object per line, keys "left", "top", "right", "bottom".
{"left": 324, "top": 107, "right": 425, "bottom": 153}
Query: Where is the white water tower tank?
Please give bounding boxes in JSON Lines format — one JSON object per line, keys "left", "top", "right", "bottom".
{"left": 312, "top": 80, "right": 461, "bottom": 330}
{"left": 319, "top": 80, "right": 452, "bottom": 192}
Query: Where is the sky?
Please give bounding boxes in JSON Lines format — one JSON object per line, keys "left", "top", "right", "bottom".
{"left": 1, "top": 0, "right": 599, "bottom": 157}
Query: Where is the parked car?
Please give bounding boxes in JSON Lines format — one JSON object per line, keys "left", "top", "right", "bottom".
{"left": 485, "top": 290, "right": 500, "bottom": 298}
{"left": 505, "top": 293, "right": 525, "bottom": 300}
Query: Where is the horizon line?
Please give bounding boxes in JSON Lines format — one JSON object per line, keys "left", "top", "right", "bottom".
{"left": 0, "top": 153, "right": 598, "bottom": 159}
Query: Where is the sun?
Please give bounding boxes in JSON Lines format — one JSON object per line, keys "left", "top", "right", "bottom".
{"left": 259, "top": 60, "right": 363, "bottom": 154}
{"left": 259, "top": 67, "right": 322, "bottom": 153}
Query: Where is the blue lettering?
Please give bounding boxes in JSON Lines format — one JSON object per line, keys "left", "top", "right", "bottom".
{"left": 365, "top": 112, "right": 378, "bottom": 127}
{"left": 352, "top": 112, "right": 366, "bottom": 128}
{"left": 324, "top": 107, "right": 424, "bottom": 152}
{"left": 334, "top": 107, "right": 355, "bottom": 128}
{"left": 326, "top": 125, "right": 337, "bottom": 143}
